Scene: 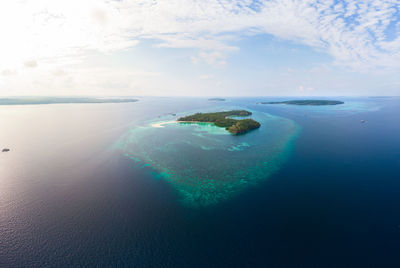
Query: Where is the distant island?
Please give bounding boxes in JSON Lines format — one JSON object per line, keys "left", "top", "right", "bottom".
{"left": 0, "top": 97, "right": 138, "bottom": 105}
{"left": 178, "top": 110, "right": 260, "bottom": 135}
{"left": 208, "top": 98, "right": 226, "bottom": 101}
{"left": 259, "top": 100, "right": 344, "bottom": 106}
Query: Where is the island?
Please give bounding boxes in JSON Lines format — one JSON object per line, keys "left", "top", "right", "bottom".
{"left": 208, "top": 98, "right": 226, "bottom": 101}
{"left": 0, "top": 97, "right": 138, "bottom": 105}
{"left": 2, "top": 148, "right": 10, "bottom": 152}
{"left": 178, "top": 110, "right": 260, "bottom": 135}
{"left": 259, "top": 100, "right": 344, "bottom": 106}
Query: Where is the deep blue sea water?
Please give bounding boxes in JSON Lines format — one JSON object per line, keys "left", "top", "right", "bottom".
{"left": 0, "top": 97, "right": 399, "bottom": 267}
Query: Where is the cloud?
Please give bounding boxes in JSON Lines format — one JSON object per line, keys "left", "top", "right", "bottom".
{"left": 92, "top": 8, "right": 108, "bottom": 28}
{"left": 0, "top": 0, "right": 140, "bottom": 69}
{"left": 124, "top": 0, "right": 400, "bottom": 71}
{"left": 0, "top": 64, "right": 164, "bottom": 96}
{"left": 74, "top": 0, "right": 397, "bottom": 71}
{"left": 1, "top": 69, "right": 17, "bottom": 76}
{"left": 192, "top": 51, "right": 227, "bottom": 67}
{"left": 1, "top": 1, "right": 400, "bottom": 72}
{"left": 24, "top": 60, "right": 38, "bottom": 68}
{"left": 52, "top": 69, "right": 65, "bottom": 76}
{"left": 199, "top": 74, "right": 214, "bottom": 80}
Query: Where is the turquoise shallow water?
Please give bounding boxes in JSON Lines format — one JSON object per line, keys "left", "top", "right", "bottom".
{"left": 117, "top": 109, "right": 299, "bottom": 207}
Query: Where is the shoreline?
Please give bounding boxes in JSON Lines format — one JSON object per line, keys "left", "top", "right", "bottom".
{"left": 151, "top": 120, "right": 218, "bottom": 128}
{"left": 151, "top": 120, "right": 177, "bottom": 128}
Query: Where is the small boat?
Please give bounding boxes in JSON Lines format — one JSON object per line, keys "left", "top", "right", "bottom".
{"left": 2, "top": 148, "right": 10, "bottom": 152}
{"left": 361, "top": 120, "right": 365, "bottom": 123}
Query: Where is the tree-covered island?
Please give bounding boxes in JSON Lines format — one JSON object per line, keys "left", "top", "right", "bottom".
{"left": 259, "top": 100, "right": 344, "bottom": 105}
{"left": 178, "top": 110, "right": 260, "bottom": 135}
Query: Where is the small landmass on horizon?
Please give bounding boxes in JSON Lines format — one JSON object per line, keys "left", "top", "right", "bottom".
{"left": 208, "top": 98, "right": 226, "bottom": 101}
{"left": 259, "top": 100, "right": 344, "bottom": 106}
{"left": 178, "top": 110, "right": 260, "bottom": 135}
{"left": 0, "top": 97, "right": 138, "bottom": 105}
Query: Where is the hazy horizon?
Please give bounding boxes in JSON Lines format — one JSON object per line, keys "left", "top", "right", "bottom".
{"left": 0, "top": 95, "right": 399, "bottom": 98}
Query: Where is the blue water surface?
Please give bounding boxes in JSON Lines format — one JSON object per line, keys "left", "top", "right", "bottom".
{"left": 0, "top": 97, "right": 399, "bottom": 267}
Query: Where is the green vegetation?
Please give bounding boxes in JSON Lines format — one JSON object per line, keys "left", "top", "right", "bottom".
{"left": 0, "top": 97, "right": 138, "bottom": 105}
{"left": 178, "top": 110, "right": 260, "bottom": 135}
{"left": 260, "top": 100, "right": 344, "bottom": 106}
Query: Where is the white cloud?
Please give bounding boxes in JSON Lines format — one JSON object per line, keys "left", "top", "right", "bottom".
{"left": 127, "top": 0, "right": 400, "bottom": 71}
{"left": 1, "top": 0, "right": 400, "bottom": 96}
{"left": 0, "top": 0, "right": 139, "bottom": 69}
{"left": 192, "top": 51, "right": 228, "bottom": 67}
{"left": 0, "top": 64, "right": 163, "bottom": 96}
{"left": 1, "top": 69, "right": 17, "bottom": 76}
{"left": 1, "top": 0, "right": 399, "bottom": 71}
{"left": 199, "top": 74, "right": 214, "bottom": 80}
{"left": 24, "top": 60, "right": 38, "bottom": 68}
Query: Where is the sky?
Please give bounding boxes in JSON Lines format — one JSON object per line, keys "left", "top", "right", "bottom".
{"left": 0, "top": 0, "right": 400, "bottom": 97}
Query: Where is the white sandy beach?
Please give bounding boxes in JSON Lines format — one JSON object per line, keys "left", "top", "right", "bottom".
{"left": 151, "top": 120, "right": 177, "bottom": 128}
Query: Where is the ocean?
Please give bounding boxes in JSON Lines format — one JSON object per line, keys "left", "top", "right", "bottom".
{"left": 0, "top": 97, "right": 399, "bottom": 267}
